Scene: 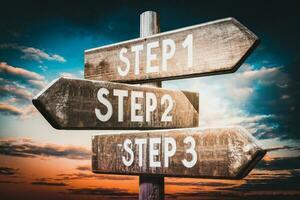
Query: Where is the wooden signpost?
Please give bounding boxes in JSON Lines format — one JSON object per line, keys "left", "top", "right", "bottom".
{"left": 138, "top": 12, "right": 164, "bottom": 199}
{"left": 84, "top": 17, "right": 258, "bottom": 83}
{"left": 92, "top": 127, "right": 266, "bottom": 179}
{"left": 32, "top": 77, "right": 199, "bottom": 129}
{"left": 33, "top": 10, "right": 265, "bottom": 200}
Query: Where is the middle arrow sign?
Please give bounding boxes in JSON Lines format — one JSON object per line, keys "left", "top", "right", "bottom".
{"left": 32, "top": 77, "right": 199, "bottom": 130}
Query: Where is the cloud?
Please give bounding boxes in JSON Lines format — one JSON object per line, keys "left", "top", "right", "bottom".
{"left": 20, "top": 105, "right": 38, "bottom": 119}
{"left": 0, "top": 103, "right": 23, "bottom": 115}
{"left": 257, "top": 156, "right": 300, "bottom": 170}
{"left": 21, "top": 47, "right": 66, "bottom": 63}
{"left": 165, "top": 64, "right": 289, "bottom": 140}
{"left": 0, "top": 138, "right": 90, "bottom": 160}
{"left": 38, "top": 65, "right": 48, "bottom": 72}
{"left": 0, "top": 85, "right": 33, "bottom": 100}
{"left": 265, "top": 146, "right": 293, "bottom": 152}
{"left": 3, "top": 97, "right": 18, "bottom": 104}
{"left": 0, "top": 62, "right": 47, "bottom": 118}
{"left": 0, "top": 180, "right": 24, "bottom": 184}
{"left": 0, "top": 44, "right": 66, "bottom": 63}
{"left": 68, "top": 187, "right": 135, "bottom": 197}
{"left": 59, "top": 72, "right": 78, "bottom": 78}
{"left": 0, "top": 62, "right": 46, "bottom": 89}
{"left": 237, "top": 66, "right": 287, "bottom": 86}
{"left": 0, "top": 62, "right": 44, "bottom": 80}
{"left": 0, "top": 103, "right": 37, "bottom": 118}
{"left": 165, "top": 169, "right": 300, "bottom": 200}
{"left": 76, "top": 165, "right": 90, "bottom": 171}
{"left": 281, "top": 95, "right": 290, "bottom": 100}
{"left": 27, "top": 79, "right": 46, "bottom": 89}
{"left": 0, "top": 166, "right": 19, "bottom": 176}
{"left": 31, "top": 179, "right": 67, "bottom": 186}
{"left": 56, "top": 172, "right": 135, "bottom": 181}
{"left": 165, "top": 181, "right": 233, "bottom": 187}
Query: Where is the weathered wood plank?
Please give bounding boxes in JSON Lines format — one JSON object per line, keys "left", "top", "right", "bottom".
{"left": 32, "top": 77, "right": 199, "bottom": 130}
{"left": 92, "top": 127, "right": 266, "bottom": 179}
{"left": 84, "top": 17, "right": 258, "bottom": 83}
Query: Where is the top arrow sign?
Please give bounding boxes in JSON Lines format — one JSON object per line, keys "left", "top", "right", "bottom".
{"left": 84, "top": 17, "right": 258, "bottom": 83}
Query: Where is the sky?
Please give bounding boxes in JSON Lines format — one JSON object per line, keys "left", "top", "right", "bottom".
{"left": 0, "top": 0, "right": 300, "bottom": 199}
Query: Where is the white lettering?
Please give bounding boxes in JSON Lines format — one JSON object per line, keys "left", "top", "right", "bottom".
{"left": 145, "top": 92, "right": 157, "bottom": 122}
{"left": 164, "top": 137, "right": 176, "bottom": 167}
{"left": 162, "top": 39, "right": 176, "bottom": 71}
{"left": 131, "top": 91, "right": 143, "bottom": 122}
{"left": 182, "top": 136, "right": 197, "bottom": 168}
{"left": 122, "top": 139, "right": 134, "bottom": 166}
{"left": 146, "top": 41, "right": 159, "bottom": 73}
{"left": 135, "top": 138, "right": 147, "bottom": 167}
{"left": 161, "top": 94, "right": 173, "bottom": 122}
{"left": 113, "top": 89, "right": 128, "bottom": 122}
{"left": 131, "top": 44, "right": 144, "bottom": 75}
{"left": 182, "top": 34, "right": 193, "bottom": 68}
{"left": 149, "top": 137, "right": 161, "bottom": 167}
{"left": 118, "top": 48, "right": 130, "bottom": 76}
{"left": 95, "top": 88, "right": 112, "bottom": 122}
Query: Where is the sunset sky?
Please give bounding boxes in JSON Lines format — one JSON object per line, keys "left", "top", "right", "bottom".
{"left": 1, "top": 0, "right": 300, "bottom": 199}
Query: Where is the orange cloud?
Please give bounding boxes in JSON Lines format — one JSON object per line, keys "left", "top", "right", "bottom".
{"left": 0, "top": 103, "right": 23, "bottom": 115}
{"left": 0, "top": 103, "right": 37, "bottom": 117}
{"left": 0, "top": 138, "right": 91, "bottom": 160}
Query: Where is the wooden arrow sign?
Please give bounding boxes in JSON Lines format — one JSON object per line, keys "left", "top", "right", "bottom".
{"left": 32, "top": 77, "right": 199, "bottom": 129}
{"left": 84, "top": 17, "right": 259, "bottom": 83}
{"left": 92, "top": 127, "right": 266, "bottom": 179}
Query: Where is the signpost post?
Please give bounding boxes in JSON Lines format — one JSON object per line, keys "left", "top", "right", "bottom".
{"left": 33, "top": 10, "right": 265, "bottom": 200}
{"left": 139, "top": 11, "right": 164, "bottom": 200}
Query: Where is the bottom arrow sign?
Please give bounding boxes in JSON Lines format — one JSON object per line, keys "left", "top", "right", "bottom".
{"left": 92, "top": 126, "right": 266, "bottom": 179}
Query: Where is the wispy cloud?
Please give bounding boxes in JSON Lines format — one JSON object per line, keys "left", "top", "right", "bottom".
{"left": 0, "top": 85, "right": 33, "bottom": 100}
{"left": 0, "top": 62, "right": 46, "bottom": 89}
{"left": 0, "top": 62, "right": 47, "bottom": 118}
{"left": 0, "top": 102, "right": 37, "bottom": 118}
{"left": 0, "top": 138, "right": 90, "bottom": 160}
{"left": 59, "top": 72, "right": 78, "bottom": 78}
{"left": 68, "top": 187, "right": 135, "bottom": 197}
{"left": 165, "top": 169, "right": 300, "bottom": 200}
{"left": 31, "top": 178, "right": 67, "bottom": 186}
{"left": 0, "top": 62, "right": 44, "bottom": 81}
{"left": 76, "top": 165, "right": 90, "bottom": 171}
{"left": 38, "top": 65, "right": 48, "bottom": 72}
{"left": 0, "top": 43, "right": 66, "bottom": 63}
{"left": 0, "top": 103, "right": 23, "bottom": 115}
{"left": 0, "top": 166, "right": 19, "bottom": 176}
{"left": 21, "top": 47, "right": 66, "bottom": 63}
{"left": 56, "top": 172, "right": 135, "bottom": 181}
{"left": 258, "top": 155, "right": 300, "bottom": 170}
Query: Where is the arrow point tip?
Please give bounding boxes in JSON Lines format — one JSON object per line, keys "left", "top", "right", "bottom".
{"left": 235, "top": 146, "right": 266, "bottom": 179}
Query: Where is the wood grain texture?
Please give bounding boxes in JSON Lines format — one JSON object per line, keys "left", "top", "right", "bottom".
{"left": 32, "top": 77, "right": 199, "bottom": 130}
{"left": 139, "top": 176, "right": 164, "bottom": 200}
{"left": 92, "top": 127, "right": 266, "bottom": 179}
{"left": 84, "top": 17, "right": 259, "bottom": 83}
